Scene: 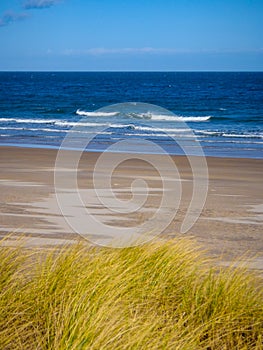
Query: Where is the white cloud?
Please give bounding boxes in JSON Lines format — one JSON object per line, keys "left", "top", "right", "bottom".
{"left": 0, "top": 11, "right": 28, "bottom": 27}
{"left": 0, "top": 0, "right": 60, "bottom": 27}
{"left": 23, "top": 0, "right": 61, "bottom": 10}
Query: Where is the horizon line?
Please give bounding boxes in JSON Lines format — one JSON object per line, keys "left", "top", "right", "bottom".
{"left": 1, "top": 70, "right": 263, "bottom": 73}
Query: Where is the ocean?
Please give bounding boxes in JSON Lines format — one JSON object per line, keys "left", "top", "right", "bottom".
{"left": 0, "top": 72, "right": 262, "bottom": 158}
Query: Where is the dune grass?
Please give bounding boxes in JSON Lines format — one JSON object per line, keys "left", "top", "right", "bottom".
{"left": 0, "top": 237, "right": 262, "bottom": 349}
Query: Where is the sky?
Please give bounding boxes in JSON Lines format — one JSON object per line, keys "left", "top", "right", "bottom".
{"left": 0, "top": 0, "right": 262, "bottom": 71}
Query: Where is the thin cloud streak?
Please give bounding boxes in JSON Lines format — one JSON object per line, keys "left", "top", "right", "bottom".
{"left": 63, "top": 48, "right": 195, "bottom": 56}
{"left": 23, "top": 0, "right": 61, "bottom": 10}
{"left": 0, "top": 11, "right": 29, "bottom": 27}
{"left": 62, "top": 47, "right": 263, "bottom": 56}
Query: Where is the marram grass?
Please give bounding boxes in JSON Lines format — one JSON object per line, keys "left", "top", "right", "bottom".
{"left": 0, "top": 237, "right": 262, "bottom": 349}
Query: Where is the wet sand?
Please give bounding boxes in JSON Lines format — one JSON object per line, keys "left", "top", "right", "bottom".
{"left": 0, "top": 146, "right": 262, "bottom": 268}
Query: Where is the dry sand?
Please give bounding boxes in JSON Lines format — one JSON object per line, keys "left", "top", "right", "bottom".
{"left": 0, "top": 146, "right": 262, "bottom": 268}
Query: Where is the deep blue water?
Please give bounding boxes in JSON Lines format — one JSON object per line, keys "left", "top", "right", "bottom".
{"left": 0, "top": 72, "right": 262, "bottom": 158}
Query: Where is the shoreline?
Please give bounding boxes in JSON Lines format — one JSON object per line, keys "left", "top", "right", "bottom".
{"left": 1, "top": 142, "right": 263, "bottom": 160}
{"left": 0, "top": 145, "right": 263, "bottom": 268}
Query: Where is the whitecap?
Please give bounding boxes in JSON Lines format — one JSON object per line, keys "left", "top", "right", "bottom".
{"left": 76, "top": 109, "right": 119, "bottom": 117}
{"left": 127, "top": 112, "right": 211, "bottom": 122}
{"left": 0, "top": 118, "right": 57, "bottom": 124}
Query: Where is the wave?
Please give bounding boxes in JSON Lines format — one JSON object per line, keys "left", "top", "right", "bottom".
{"left": 75, "top": 109, "right": 211, "bottom": 122}
{"left": 0, "top": 126, "right": 65, "bottom": 133}
{"left": 222, "top": 133, "right": 263, "bottom": 139}
{"left": 0, "top": 118, "right": 262, "bottom": 142}
{"left": 55, "top": 121, "right": 137, "bottom": 129}
{"left": 132, "top": 125, "right": 190, "bottom": 133}
{"left": 56, "top": 122, "right": 192, "bottom": 134}
{"left": 76, "top": 109, "right": 120, "bottom": 117}
{"left": 1, "top": 125, "right": 262, "bottom": 140}
{"left": 55, "top": 121, "right": 108, "bottom": 127}
{"left": 124, "top": 132, "right": 196, "bottom": 138}
{"left": 0, "top": 118, "right": 57, "bottom": 124}
{"left": 202, "top": 140, "right": 263, "bottom": 145}
{"left": 0, "top": 114, "right": 211, "bottom": 130}
{"left": 195, "top": 130, "right": 263, "bottom": 139}
{"left": 0, "top": 126, "right": 113, "bottom": 135}
{"left": 127, "top": 112, "right": 211, "bottom": 122}
{"left": 0, "top": 118, "right": 119, "bottom": 128}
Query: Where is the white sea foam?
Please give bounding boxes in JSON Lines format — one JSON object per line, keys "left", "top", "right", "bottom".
{"left": 125, "top": 132, "right": 196, "bottom": 138}
{"left": 43, "top": 128, "right": 67, "bottom": 133}
{"left": 0, "top": 114, "right": 211, "bottom": 128}
{"left": 76, "top": 109, "right": 120, "bottom": 117}
{"left": 131, "top": 125, "right": 190, "bottom": 133}
{"left": 127, "top": 112, "right": 211, "bottom": 122}
{"left": 75, "top": 110, "right": 211, "bottom": 122}
{"left": 0, "top": 126, "right": 65, "bottom": 133}
{"left": 151, "top": 114, "right": 211, "bottom": 122}
{"left": 54, "top": 121, "right": 192, "bottom": 133}
{"left": 66, "top": 130, "right": 113, "bottom": 135}
{"left": 0, "top": 126, "right": 112, "bottom": 135}
{"left": 203, "top": 139, "right": 263, "bottom": 145}
{"left": 0, "top": 118, "right": 57, "bottom": 124}
{"left": 1, "top": 119, "right": 262, "bottom": 141}
{"left": 55, "top": 121, "right": 109, "bottom": 127}
{"left": 0, "top": 127, "right": 23, "bottom": 130}
{"left": 195, "top": 130, "right": 263, "bottom": 139}
{"left": 222, "top": 133, "right": 263, "bottom": 139}
{"left": 195, "top": 130, "right": 220, "bottom": 136}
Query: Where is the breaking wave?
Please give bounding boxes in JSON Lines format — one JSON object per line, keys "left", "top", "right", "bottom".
{"left": 76, "top": 109, "right": 120, "bottom": 117}
{"left": 75, "top": 110, "right": 211, "bottom": 122}
{"left": 0, "top": 118, "right": 57, "bottom": 124}
{"left": 127, "top": 112, "right": 211, "bottom": 122}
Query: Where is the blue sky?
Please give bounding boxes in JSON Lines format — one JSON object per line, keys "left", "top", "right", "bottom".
{"left": 0, "top": 0, "right": 262, "bottom": 71}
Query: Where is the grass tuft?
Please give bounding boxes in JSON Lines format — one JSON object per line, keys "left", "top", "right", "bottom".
{"left": 0, "top": 237, "right": 262, "bottom": 349}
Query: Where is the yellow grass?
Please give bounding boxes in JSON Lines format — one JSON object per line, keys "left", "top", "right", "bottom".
{"left": 0, "top": 237, "right": 262, "bottom": 349}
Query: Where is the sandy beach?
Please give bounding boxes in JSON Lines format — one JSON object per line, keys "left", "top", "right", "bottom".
{"left": 0, "top": 145, "right": 262, "bottom": 266}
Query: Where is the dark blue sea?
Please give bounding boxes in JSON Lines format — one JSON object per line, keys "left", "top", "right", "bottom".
{"left": 0, "top": 72, "right": 262, "bottom": 158}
